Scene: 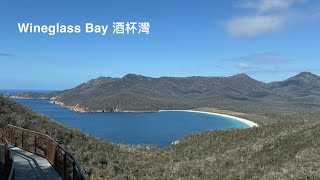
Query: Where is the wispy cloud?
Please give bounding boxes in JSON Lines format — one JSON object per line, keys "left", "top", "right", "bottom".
{"left": 225, "top": 52, "right": 289, "bottom": 65}
{"left": 236, "top": 0, "right": 307, "bottom": 13}
{"left": 313, "top": 7, "right": 320, "bottom": 18}
{"left": 236, "top": 63, "right": 252, "bottom": 70}
{"left": 0, "top": 52, "right": 15, "bottom": 57}
{"left": 223, "top": 52, "right": 304, "bottom": 75}
{"left": 224, "top": 52, "right": 320, "bottom": 75}
{"left": 224, "top": 0, "right": 315, "bottom": 37}
{"left": 244, "top": 67, "right": 320, "bottom": 75}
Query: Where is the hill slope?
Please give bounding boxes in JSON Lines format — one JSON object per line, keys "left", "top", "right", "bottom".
{"left": 267, "top": 72, "right": 320, "bottom": 104}
{"left": 14, "top": 72, "right": 320, "bottom": 112}
{"left": 2, "top": 97, "right": 320, "bottom": 179}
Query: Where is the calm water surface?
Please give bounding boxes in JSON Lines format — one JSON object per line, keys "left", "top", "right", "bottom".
{"left": 14, "top": 99, "right": 249, "bottom": 147}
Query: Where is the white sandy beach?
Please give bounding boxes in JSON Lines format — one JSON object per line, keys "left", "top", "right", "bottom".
{"left": 159, "top": 110, "right": 258, "bottom": 127}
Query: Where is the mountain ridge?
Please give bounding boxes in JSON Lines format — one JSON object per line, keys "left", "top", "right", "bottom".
{"left": 12, "top": 72, "right": 320, "bottom": 112}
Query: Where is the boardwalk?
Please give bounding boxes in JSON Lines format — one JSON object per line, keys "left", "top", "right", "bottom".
{"left": 1, "top": 125, "right": 86, "bottom": 180}
{"left": 11, "top": 147, "right": 61, "bottom": 180}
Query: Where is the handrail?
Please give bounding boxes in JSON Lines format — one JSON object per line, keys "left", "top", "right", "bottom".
{"left": 1, "top": 125, "right": 86, "bottom": 180}
{"left": 0, "top": 136, "right": 14, "bottom": 180}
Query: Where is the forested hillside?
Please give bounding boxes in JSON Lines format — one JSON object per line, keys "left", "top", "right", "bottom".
{"left": 1, "top": 97, "right": 320, "bottom": 179}
{"left": 16, "top": 72, "right": 320, "bottom": 112}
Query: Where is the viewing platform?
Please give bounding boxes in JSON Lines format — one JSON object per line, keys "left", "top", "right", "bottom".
{"left": 0, "top": 125, "right": 86, "bottom": 180}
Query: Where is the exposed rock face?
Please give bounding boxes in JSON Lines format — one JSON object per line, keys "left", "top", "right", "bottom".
{"left": 288, "top": 72, "right": 320, "bottom": 84}
{"left": 70, "top": 104, "right": 86, "bottom": 112}
{"left": 51, "top": 98, "right": 88, "bottom": 112}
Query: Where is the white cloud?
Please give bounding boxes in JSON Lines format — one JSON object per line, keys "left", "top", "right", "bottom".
{"left": 236, "top": 63, "right": 251, "bottom": 69}
{"left": 225, "top": 15, "right": 286, "bottom": 37}
{"left": 257, "top": 0, "right": 293, "bottom": 12}
{"left": 237, "top": 0, "right": 307, "bottom": 13}
{"left": 224, "top": 0, "right": 313, "bottom": 37}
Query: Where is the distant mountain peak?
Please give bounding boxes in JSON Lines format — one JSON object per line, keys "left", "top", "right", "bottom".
{"left": 123, "top": 73, "right": 143, "bottom": 78}
{"left": 91, "top": 76, "right": 113, "bottom": 82}
{"left": 230, "top": 73, "right": 251, "bottom": 80}
{"left": 123, "top": 73, "right": 140, "bottom": 77}
{"left": 295, "top": 72, "right": 318, "bottom": 78}
{"left": 289, "top": 72, "right": 319, "bottom": 83}
{"left": 122, "top": 74, "right": 150, "bottom": 81}
{"left": 78, "top": 76, "right": 115, "bottom": 89}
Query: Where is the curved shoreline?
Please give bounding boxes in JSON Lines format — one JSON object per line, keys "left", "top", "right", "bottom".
{"left": 159, "top": 110, "right": 258, "bottom": 128}
{"left": 49, "top": 99, "right": 258, "bottom": 127}
{"left": 20, "top": 98, "right": 259, "bottom": 127}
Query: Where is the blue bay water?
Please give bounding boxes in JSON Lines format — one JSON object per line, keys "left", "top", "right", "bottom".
{"left": 14, "top": 99, "right": 249, "bottom": 147}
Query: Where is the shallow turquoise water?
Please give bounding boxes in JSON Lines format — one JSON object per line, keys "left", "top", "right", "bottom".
{"left": 14, "top": 99, "right": 249, "bottom": 147}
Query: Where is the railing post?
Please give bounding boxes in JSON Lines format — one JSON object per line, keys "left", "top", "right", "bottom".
{"left": 4, "top": 143, "right": 7, "bottom": 164}
{"left": 10, "top": 128, "right": 13, "bottom": 144}
{"left": 54, "top": 144, "right": 57, "bottom": 170}
{"left": 47, "top": 138, "right": 49, "bottom": 160}
{"left": 34, "top": 134, "right": 37, "bottom": 154}
{"left": 73, "top": 162, "right": 76, "bottom": 180}
{"left": 64, "top": 152, "right": 67, "bottom": 180}
{"left": 21, "top": 131, "right": 24, "bottom": 149}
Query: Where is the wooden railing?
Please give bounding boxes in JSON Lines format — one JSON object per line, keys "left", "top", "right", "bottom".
{"left": 0, "top": 137, "right": 14, "bottom": 180}
{"left": 1, "top": 125, "right": 86, "bottom": 180}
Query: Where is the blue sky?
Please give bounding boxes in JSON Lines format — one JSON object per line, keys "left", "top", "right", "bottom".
{"left": 1, "top": 0, "right": 320, "bottom": 90}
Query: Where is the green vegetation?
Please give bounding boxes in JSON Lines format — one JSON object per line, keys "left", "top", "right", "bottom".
{"left": 16, "top": 72, "right": 320, "bottom": 112}
{"left": 1, "top": 96, "right": 320, "bottom": 179}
